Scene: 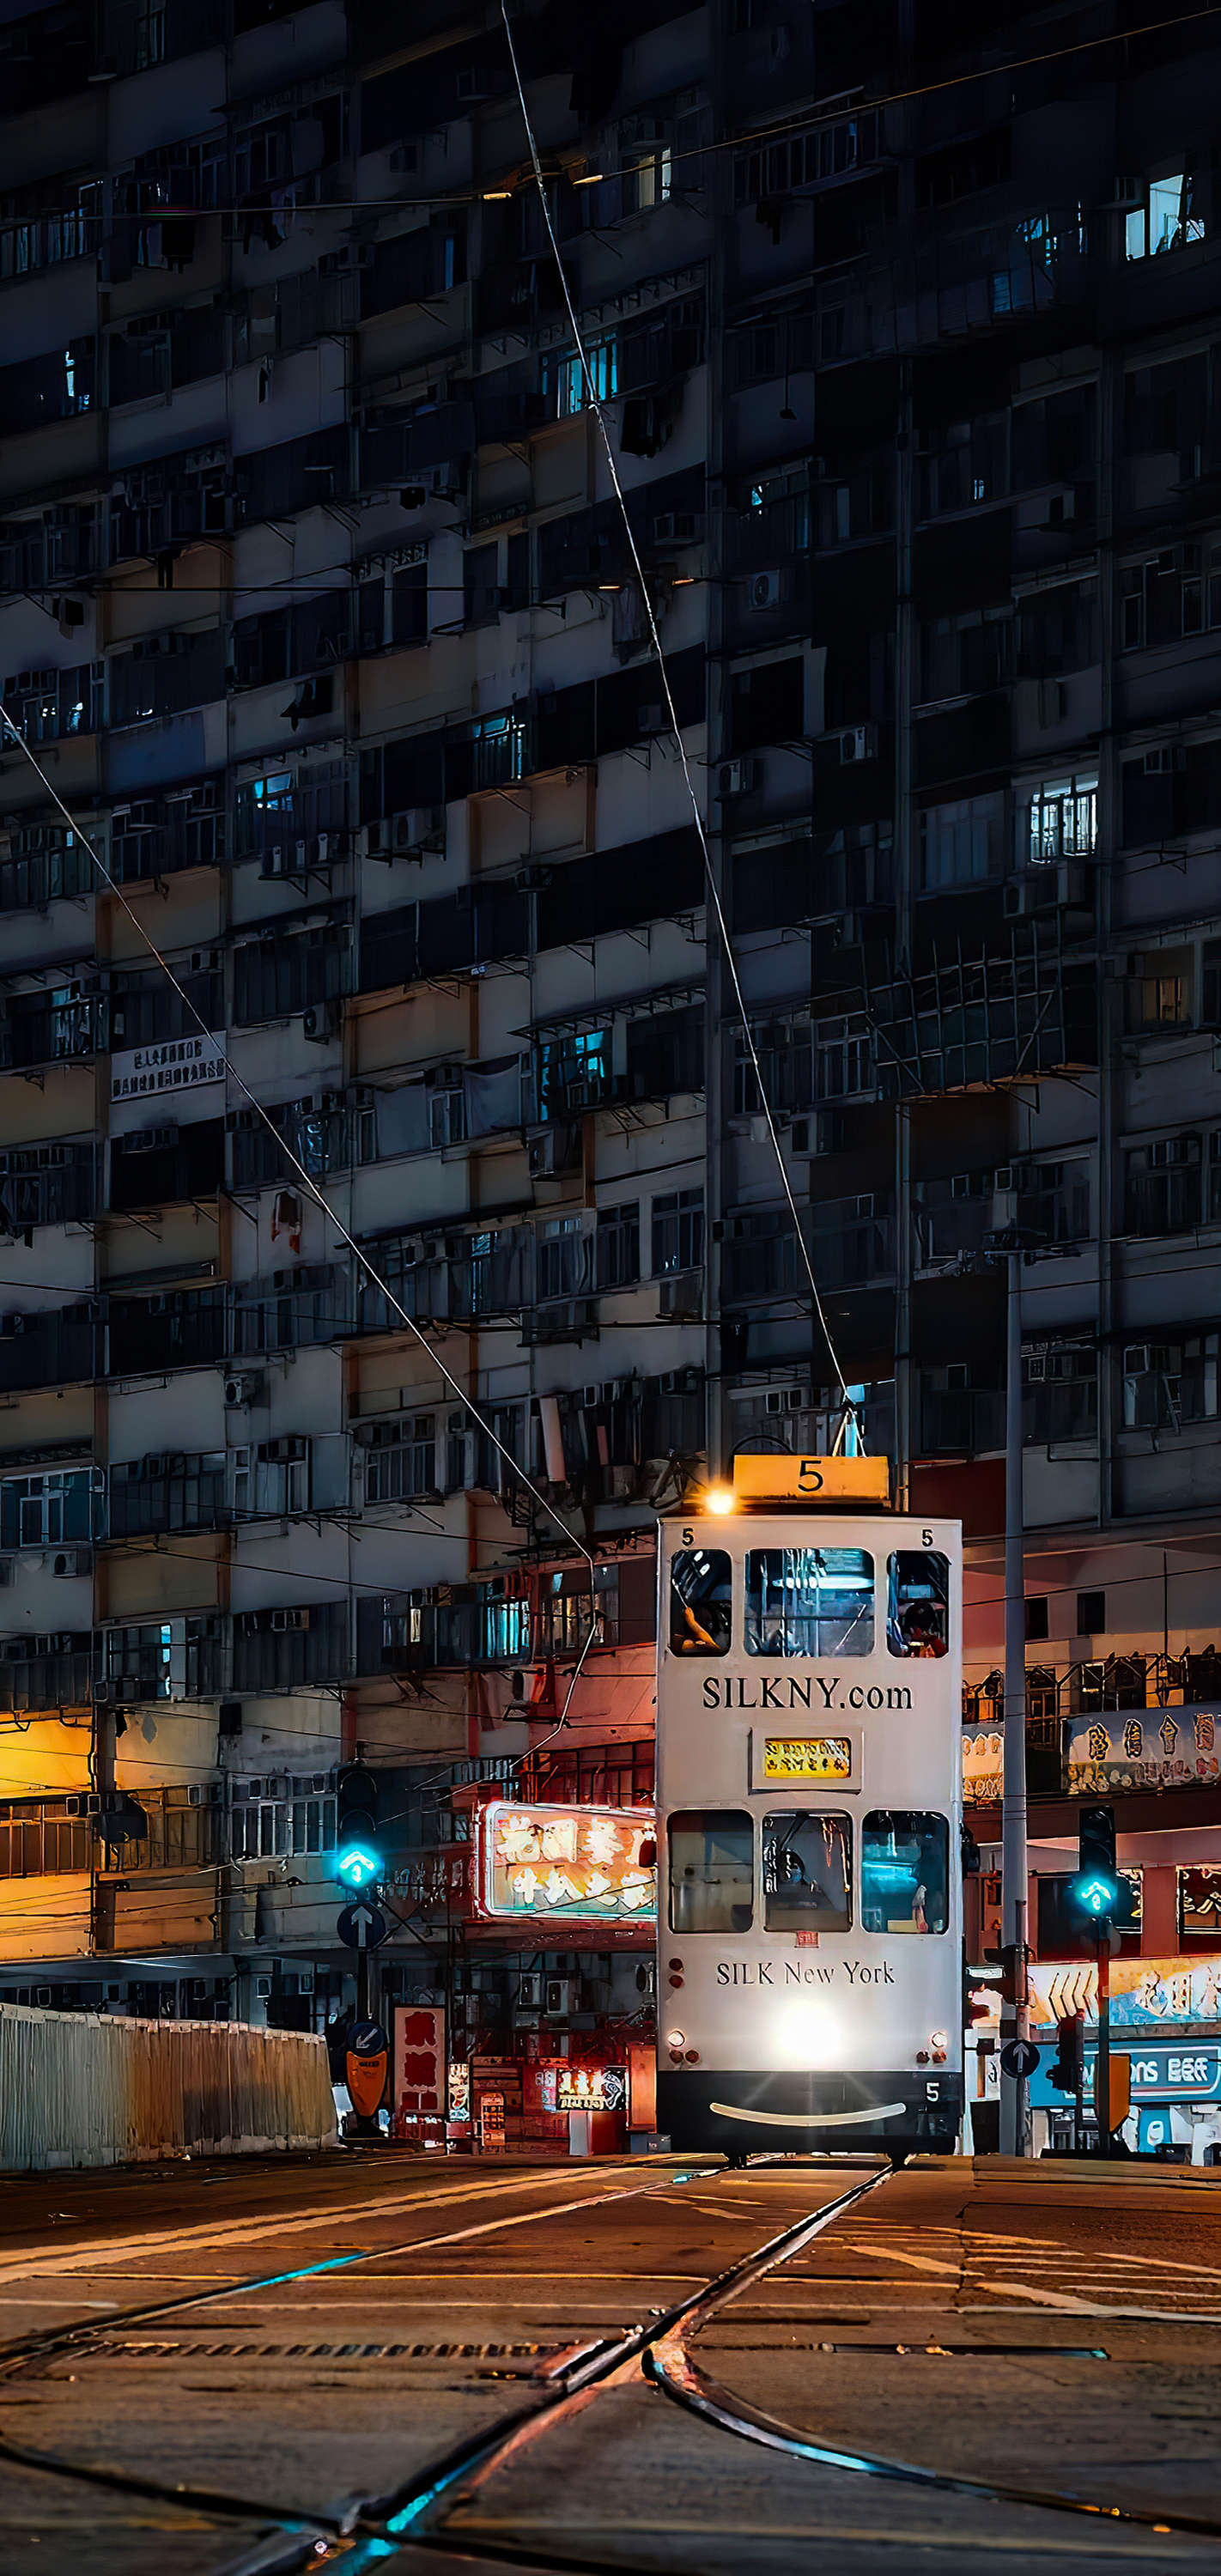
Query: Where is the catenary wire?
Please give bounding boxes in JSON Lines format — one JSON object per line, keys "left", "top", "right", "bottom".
{"left": 500, "top": 1, "right": 852, "bottom": 1429}
{"left": 13, "top": 3, "right": 1221, "bottom": 219}
{"left": 0, "top": 705, "right": 594, "bottom": 1574}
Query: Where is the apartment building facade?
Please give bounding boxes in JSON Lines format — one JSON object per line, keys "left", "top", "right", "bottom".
{"left": 1, "top": 0, "right": 1220, "bottom": 2066}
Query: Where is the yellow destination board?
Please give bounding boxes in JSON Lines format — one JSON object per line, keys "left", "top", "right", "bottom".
{"left": 732, "top": 1454, "right": 890, "bottom": 1503}
{"left": 762, "top": 1736, "right": 853, "bottom": 1781}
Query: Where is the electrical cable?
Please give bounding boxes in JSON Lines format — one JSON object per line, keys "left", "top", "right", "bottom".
{"left": 500, "top": 2, "right": 853, "bottom": 1431}
{"left": 0, "top": 704, "right": 593, "bottom": 1573}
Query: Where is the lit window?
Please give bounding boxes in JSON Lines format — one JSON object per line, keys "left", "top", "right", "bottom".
{"left": 1028, "top": 775, "right": 1098, "bottom": 865}
{"left": 1126, "top": 173, "right": 1206, "bottom": 261}
{"left": 544, "top": 334, "right": 618, "bottom": 418}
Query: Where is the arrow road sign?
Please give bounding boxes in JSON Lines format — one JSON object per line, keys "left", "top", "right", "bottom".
{"left": 999, "top": 2038, "right": 1042, "bottom": 2081}
{"left": 337, "top": 1899, "right": 387, "bottom": 1952}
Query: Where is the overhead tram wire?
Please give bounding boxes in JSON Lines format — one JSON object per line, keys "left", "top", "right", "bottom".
{"left": 15, "top": 6, "right": 1221, "bottom": 222}
{"left": 500, "top": 3, "right": 854, "bottom": 1437}
{"left": 0, "top": 704, "right": 594, "bottom": 1577}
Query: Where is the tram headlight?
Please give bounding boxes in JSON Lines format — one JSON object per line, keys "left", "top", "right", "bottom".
{"left": 704, "top": 1486, "right": 735, "bottom": 1516}
{"left": 775, "top": 1995, "right": 841, "bottom": 2066}
{"left": 665, "top": 2028, "right": 686, "bottom": 2050}
{"left": 931, "top": 2027, "right": 949, "bottom": 2064}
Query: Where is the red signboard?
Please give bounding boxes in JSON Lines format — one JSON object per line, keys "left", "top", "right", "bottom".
{"left": 476, "top": 1801, "right": 656, "bottom": 1924}
{"left": 393, "top": 2005, "right": 446, "bottom": 2116}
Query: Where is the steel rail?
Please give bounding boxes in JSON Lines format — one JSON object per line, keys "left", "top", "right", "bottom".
{"left": 0, "top": 2159, "right": 720, "bottom": 2542}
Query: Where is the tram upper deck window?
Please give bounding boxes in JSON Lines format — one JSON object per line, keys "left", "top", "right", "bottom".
{"left": 762, "top": 1812, "right": 852, "bottom": 1932}
{"left": 861, "top": 1810, "right": 949, "bottom": 1935}
{"left": 888, "top": 1551, "right": 950, "bottom": 1657}
{"left": 744, "top": 1548, "right": 874, "bottom": 1656}
{"left": 668, "top": 1809, "right": 753, "bottom": 1932}
{"left": 670, "top": 1548, "right": 732, "bottom": 1655}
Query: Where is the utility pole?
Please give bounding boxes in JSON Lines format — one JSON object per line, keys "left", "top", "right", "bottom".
{"left": 986, "top": 1231, "right": 1032, "bottom": 2157}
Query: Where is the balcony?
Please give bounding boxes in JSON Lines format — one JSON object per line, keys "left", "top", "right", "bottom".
{"left": 963, "top": 1651, "right": 1221, "bottom": 1801}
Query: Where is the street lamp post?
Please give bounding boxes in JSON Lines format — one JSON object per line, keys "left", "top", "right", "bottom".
{"left": 999, "top": 1239, "right": 1030, "bottom": 2157}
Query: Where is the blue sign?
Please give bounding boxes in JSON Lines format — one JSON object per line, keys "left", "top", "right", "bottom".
{"left": 1029, "top": 2044, "right": 1221, "bottom": 2110}
{"left": 337, "top": 1899, "right": 387, "bottom": 1952}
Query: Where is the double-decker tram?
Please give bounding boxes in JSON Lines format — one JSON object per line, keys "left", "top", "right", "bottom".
{"left": 656, "top": 1455, "right": 963, "bottom": 2160}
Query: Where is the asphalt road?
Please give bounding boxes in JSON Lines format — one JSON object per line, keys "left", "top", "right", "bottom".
{"left": 2, "top": 2147, "right": 1220, "bottom": 2575}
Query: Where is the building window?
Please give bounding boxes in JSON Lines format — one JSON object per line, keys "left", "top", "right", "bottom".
{"left": 652, "top": 1188, "right": 704, "bottom": 1276}
{"left": 538, "top": 1215, "right": 592, "bottom": 1301}
{"left": 1023, "top": 1343, "right": 1097, "bottom": 1443}
{"left": 1025, "top": 1595, "right": 1049, "bottom": 1642}
{"left": 920, "top": 792, "right": 1004, "bottom": 890}
{"left": 1027, "top": 775, "right": 1097, "bottom": 865}
{"left": 596, "top": 1202, "right": 640, "bottom": 1290}
{"left": 1125, "top": 173, "right": 1205, "bottom": 262}
{"left": 543, "top": 334, "right": 618, "bottom": 418}
{"left": 363, "top": 1419, "right": 437, "bottom": 1504}
{"left": 1077, "top": 1590, "right": 1105, "bottom": 1636}
{"left": 1123, "top": 1335, "right": 1218, "bottom": 1430}
{"left": 814, "top": 1018, "right": 872, "bottom": 1101}
{"left": 1124, "top": 1133, "right": 1201, "bottom": 1235}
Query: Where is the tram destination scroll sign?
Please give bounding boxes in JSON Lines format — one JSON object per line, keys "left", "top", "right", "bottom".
{"left": 761, "top": 1736, "right": 853, "bottom": 1781}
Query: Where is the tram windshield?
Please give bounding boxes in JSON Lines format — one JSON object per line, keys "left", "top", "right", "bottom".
{"left": 762, "top": 1811, "right": 852, "bottom": 1931}
{"left": 668, "top": 1809, "right": 753, "bottom": 1932}
{"left": 861, "top": 1809, "right": 949, "bottom": 1934}
{"left": 887, "top": 1551, "right": 950, "bottom": 1657}
{"left": 744, "top": 1547, "right": 874, "bottom": 1656}
{"left": 669, "top": 1547, "right": 732, "bottom": 1655}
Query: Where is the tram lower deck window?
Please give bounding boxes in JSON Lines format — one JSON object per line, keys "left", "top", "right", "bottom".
{"left": 668, "top": 1809, "right": 753, "bottom": 1932}
{"left": 888, "top": 1551, "right": 950, "bottom": 1656}
{"left": 861, "top": 1810, "right": 949, "bottom": 1934}
{"left": 745, "top": 1548, "right": 874, "bottom": 1656}
{"left": 762, "top": 1811, "right": 852, "bottom": 1931}
{"left": 670, "top": 1547, "right": 732, "bottom": 1655}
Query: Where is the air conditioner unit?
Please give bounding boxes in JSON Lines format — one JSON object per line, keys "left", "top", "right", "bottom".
{"left": 748, "top": 568, "right": 787, "bottom": 610}
{"left": 223, "top": 1372, "right": 264, "bottom": 1407}
{"left": 636, "top": 702, "right": 664, "bottom": 734}
{"left": 255, "top": 1974, "right": 273, "bottom": 2001}
{"left": 260, "top": 842, "right": 307, "bottom": 879}
{"left": 270, "top": 1609, "right": 302, "bottom": 1631}
{"left": 365, "top": 818, "right": 393, "bottom": 858}
{"left": 765, "top": 1386, "right": 807, "bottom": 1414}
{"left": 394, "top": 805, "right": 444, "bottom": 852}
{"left": 836, "top": 724, "right": 878, "bottom": 763}
{"left": 432, "top": 1063, "right": 462, "bottom": 1091}
{"left": 715, "top": 757, "right": 756, "bottom": 799}
{"left": 653, "top": 510, "right": 702, "bottom": 544}
{"left": 302, "top": 999, "right": 342, "bottom": 1042}
{"left": 0, "top": 1560, "right": 13, "bottom": 1589}
{"left": 528, "top": 1128, "right": 576, "bottom": 1178}
{"left": 518, "top": 1972, "right": 544, "bottom": 2008}
{"left": 659, "top": 1269, "right": 703, "bottom": 1319}
{"left": 543, "top": 1975, "right": 576, "bottom": 2017}
{"left": 52, "top": 1549, "right": 92, "bottom": 1578}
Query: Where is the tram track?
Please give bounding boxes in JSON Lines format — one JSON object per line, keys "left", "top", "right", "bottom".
{"left": 8, "top": 2155, "right": 1221, "bottom": 2573}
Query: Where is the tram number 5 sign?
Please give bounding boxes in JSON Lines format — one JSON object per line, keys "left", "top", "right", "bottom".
{"left": 732, "top": 1455, "right": 891, "bottom": 1504}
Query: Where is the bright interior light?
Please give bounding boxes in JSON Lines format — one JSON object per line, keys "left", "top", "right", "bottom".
{"left": 704, "top": 1487, "right": 735, "bottom": 1516}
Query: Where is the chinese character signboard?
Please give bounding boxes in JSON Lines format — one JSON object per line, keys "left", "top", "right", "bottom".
{"left": 762, "top": 1735, "right": 853, "bottom": 1782}
{"left": 554, "top": 2065, "right": 627, "bottom": 2114}
{"left": 962, "top": 1724, "right": 1004, "bottom": 1804}
{"left": 392, "top": 2005, "right": 446, "bottom": 2117}
{"left": 477, "top": 1802, "right": 656, "bottom": 1923}
{"left": 1066, "top": 1705, "right": 1221, "bottom": 1795}
{"left": 111, "top": 1033, "right": 226, "bottom": 1103}
{"left": 1030, "top": 1954, "right": 1221, "bottom": 2032}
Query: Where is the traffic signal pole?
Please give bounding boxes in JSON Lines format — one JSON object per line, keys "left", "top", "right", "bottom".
{"left": 1000, "top": 1245, "right": 1030, "bottom": 2156}
{"left": 1096, "top": 1929, "right": 1110, "bottom": 2154}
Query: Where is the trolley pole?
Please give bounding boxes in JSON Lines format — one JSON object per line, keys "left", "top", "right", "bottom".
{"left": 999, "top": 1242, "right": 1030, "bottom": 2157}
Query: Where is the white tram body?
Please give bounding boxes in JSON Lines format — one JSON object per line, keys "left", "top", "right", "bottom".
{"left": 655, "top": 1467, "right": 963, "bottom": 2157}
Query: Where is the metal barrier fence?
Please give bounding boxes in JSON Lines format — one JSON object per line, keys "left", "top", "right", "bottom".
{"left": 0, "top": 2003, "right": 337, "bottom": 2170}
